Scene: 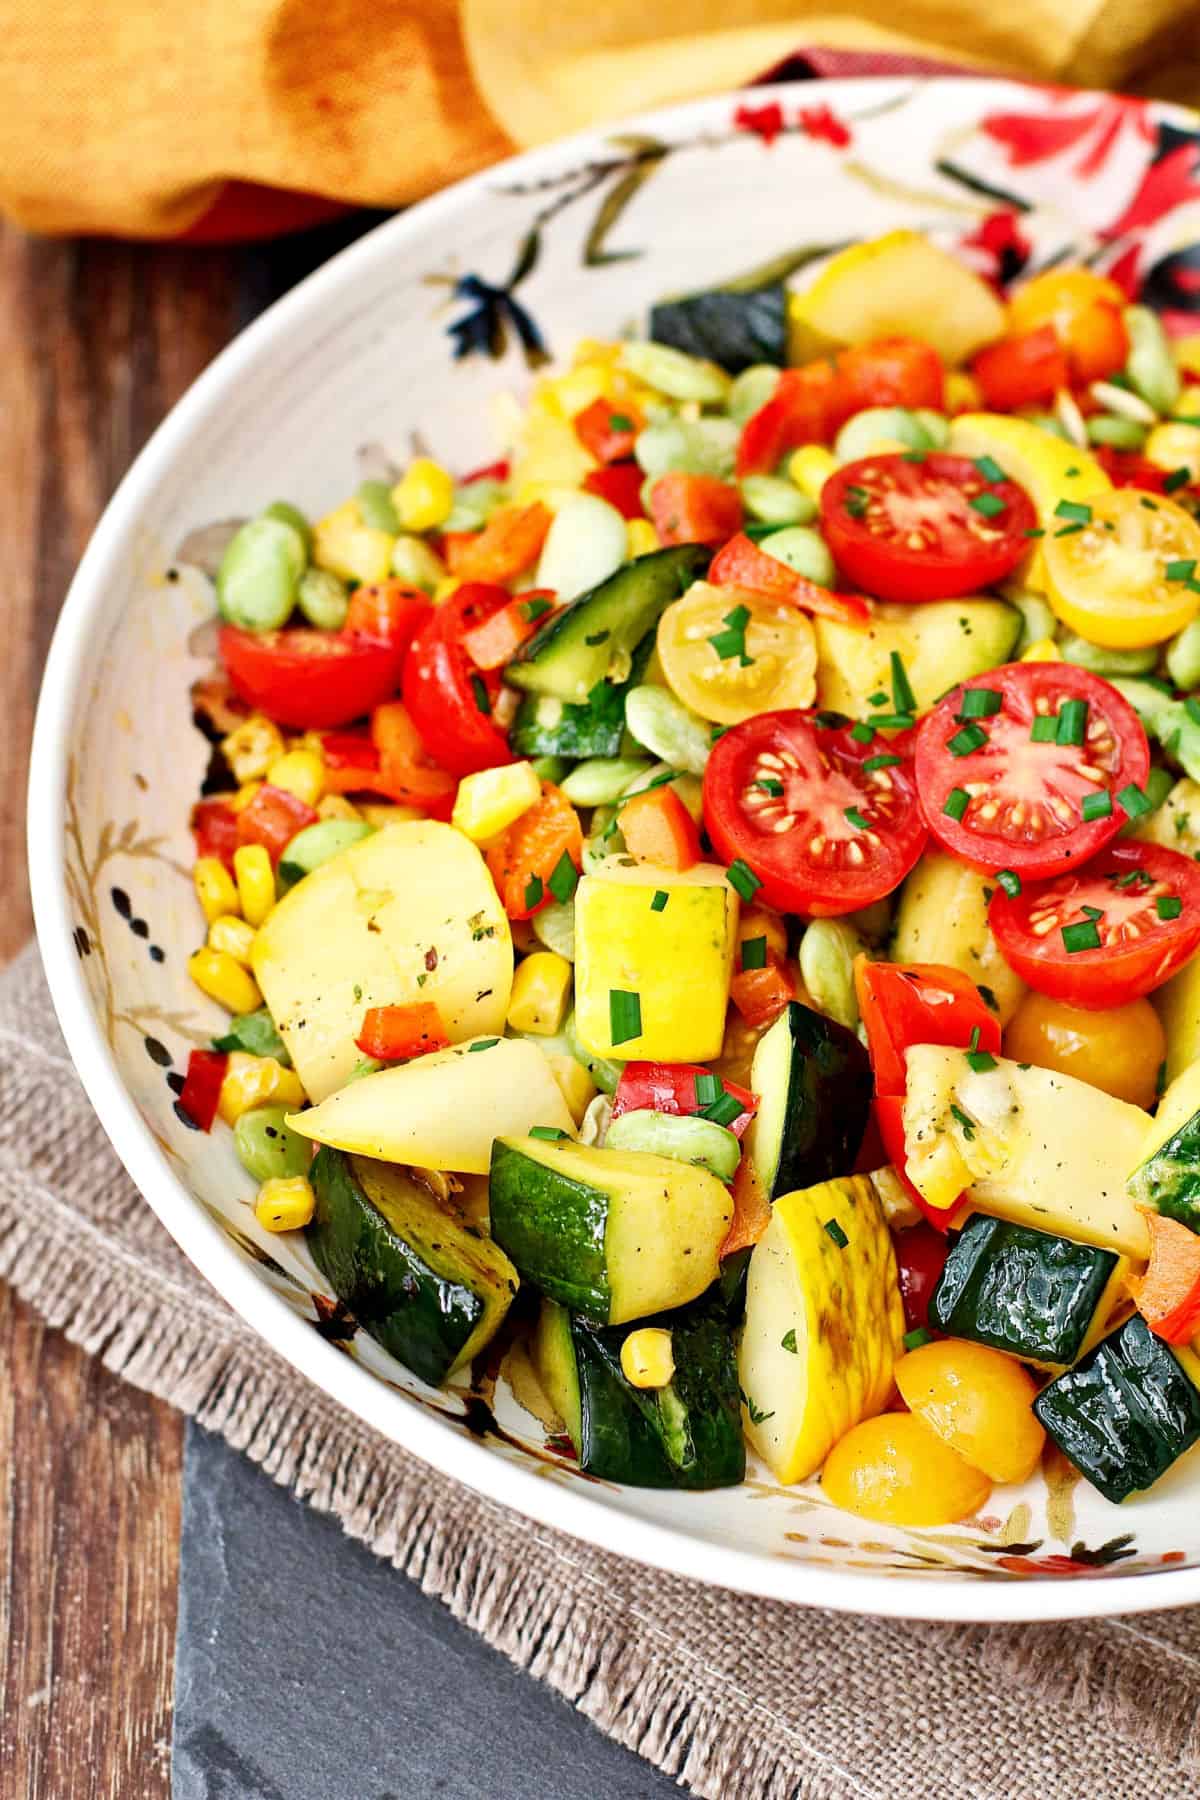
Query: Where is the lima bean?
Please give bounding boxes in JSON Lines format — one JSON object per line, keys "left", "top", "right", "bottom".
{"left": 296, "top": 567, "right": 349, "bottom": 631}
{"left": 216, "top": 515, "right": 306, "bottom": 632}
{"left": 234, "top": 1104, "right": 311, "bottom": 1184}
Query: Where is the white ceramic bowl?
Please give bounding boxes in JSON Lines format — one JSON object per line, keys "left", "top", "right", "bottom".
{"left": 30, "top": 76, "right": 1200, "bottom": 1621}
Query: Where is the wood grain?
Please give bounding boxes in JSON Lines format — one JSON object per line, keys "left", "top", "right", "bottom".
{"left": 0, "top": 210, "right": 382, "bottom": 1797}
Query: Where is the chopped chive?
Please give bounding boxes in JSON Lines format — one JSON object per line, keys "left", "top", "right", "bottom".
{"left": 1054, "top": 522, "right": 1085, "bottom": 537}
{"left": 1062, "top": 919, "right": 1101, "bottom": 953}
{"left": 1118, "top": 782, "right": 1153, "bottom": 820}
{"left": 468, "top": 1038, "right": 500, "bottom": 1052}
{"left": 948, "top": 723, "right": 988, "bottom": 757}
{"left": 1113, "top": 867, "right": 1149, "bottom": 889}
{"left": 943, "top": 787, "right": 969, "bottom": 821}
{"left": 1081, "top": 905, "right": 1103, "bottom": 920}
{"left": 996, "top": 869, "right": 1021, "bottom": 898}
{"left": 968, "top": 1025, "right": 981, "bottom": 1052}
{"left": 812, "top": 710, "right": 851, "bottom": 729}
{"left": 890, "top": 651, "right": 917, "bottom": 715}
{"left": 702, "top": 1091, "right": 744, "bottom": 1128}
{"left": 470, "top": 674, "right": 492, "bottom": 714}
{"left": 1165, "top": 467, "right": 1190, "bottom": 494}
{"left": 520, "top": 596, "right": 551, "bottom": 623}
{"left": 781, "top": 1329, "right": 798, "bottom": 1354}
{"left": 949, "top": 1103, "right": 976, "bottom": 1142}
{"left": 1024, "top": 526, "right": 1046, "bottom": 538}
{"left": 970, "top": 491, "right": 1006, "bottom": 518}
{"left": 529, "top": 1125, "right": 568, "bottom": 1141}
{"left": 959, "top": 687, "right": 1002, "bottom": 719}
{"left": 844, "top": 807, "right": 871, "bottom": 831}
{"left": 1167, "top": 558, "right": 1198, "bottom": 582}
{"left": 873, "top": 713, "right": 915, "bottom": 731}
{"left": 1030, "top": 716, "right": 1058, "bottom": 742}
{"left": 694, "top": 1072, "right": 722, "bottom": 1105}
{"left": 1157, "top": 894, "right": 1183, "bottom": 920}
{"left": 609, "top": 989, "right": 642, "bottom": 1046}
{"left": 710, "top": 724, "right": 729, "bottom": 742}
{"left": 1055, "top": 499, "right": 1093, "bottom": 523}
{"left": 844, "top": 488, "right": 869, "bottom": 519}
{"left": 757, "top": 777, "right": 784, "bottom": 795}
{"left": 966, "top": 1046, "right": 998, "bottom": 1073}
{"left": 548, "top": 850, "right": 578, "bottom": 905}
{"left": 824, "top": 1218, "right": 849, "bottom": 1248}
{"left": 863, "top": 753, "right": 903, "bottom": 771}
{"left": 1081, "top": 789, "right": 1112, "bottom": 822}
{"left": 607, "top": 411, "right": 633, "bottom": 432}
{"left": 584, "top": 629, "right": 610, "bottom": 648}
{"left": 850, "top": 720, "right": 875, "bottom": 744}
{"left": 868, "top": 690, "right": 889, "bottom": 708}
{"left": 727, "top": 859, "right": 762, "bottom": 902}
{"left": 650, "top": 889, "right": 669, "bottom": 913}
{"left": 524, "top": 874, "right": 544, "bottom": 910}
{"left": 974, "top": 454, "right": 1007, "bottom": 484}
{"left": 1056, "top": 698, "right": 1088, "bottom": 746}
{"left": 741, "top": 935, "right": 767, "bottom": 971}
{"left": 903, "top": 1326, "right": 933, "bottom": 1351}
{"left": 1140, "top": 496, "right": 1160, "bottom": 510}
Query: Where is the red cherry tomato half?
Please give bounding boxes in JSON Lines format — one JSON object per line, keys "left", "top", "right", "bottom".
{"left": 702, "top": 709, "right": 927, "bottom": 917}
{"left": 914, "top": 662, "right": 1149, "bottom": 878}
{"left": 219, "top": 625, "right": 407, "bottom": 730}
{"left": 893, "top": 1224, "right": 951, "bottom": 1332}
{"left": 401, "top": 582, "right": 515, "bottom": 778}
{"left": 990, "top": 840, "right": 1200, "bottom": 1009}
{"left": 819, "top": 452, "right": 1037, "bottom": 602}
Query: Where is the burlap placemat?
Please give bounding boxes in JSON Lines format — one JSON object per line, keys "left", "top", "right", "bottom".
{"left": 6, "top": 940, "right": 1200, "bottom": 1799}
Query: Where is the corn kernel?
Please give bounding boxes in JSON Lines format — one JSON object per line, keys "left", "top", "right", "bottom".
{"left": 945, "top": 370, "right": 983, "bottom": 414}
{"left": 1145, "top": 422, "right": 1200, "bottom": 480}
{"left": 546, "top": 1052, "right": 596, "bottom": 1126}
{"left": 254, "top": 1175, "right": 315, "bottom": 1232}
{"left": 188, "top": 947, "right": 263, "bottom": 1016}
{"left": 228, "top": 781, "right": 263, "bottom": 814}
{"left": 193, "top": 857, "right": 239, "bottom": 925}
{"left": 218, "top": 1051, "right": 306, "bottom": 1125}
{"left": 433, "top": 576, "right": 460, "bottom": 605}
{"left": 390, "top": 533, "right": 446, "bottom": 592}
{"left": 626, "top": 517, "right": 659, "bottom": 559}
{"left": 221, "top": 714, "right": 285, "bottom": 783}
{"left": 620, "top": 1327, "right": 675, "bottom": 1389}
{"left": 233, "top": 843, "right": 276, "bottom": 928}
{"left": 452, "top": 761, "right": 541, "bottom": 843}
{"left": 393, "top": 458, "right": 455, "bottom": 533}
{"left": 788, "top": 445, "right": 837, "bottom": 501}
{"left": 317, "top": 794, "right": 363, "bottom": 822}
{"left": 1020, "top": 636, "right": 1061, "bottom": 662}
{"left": 208, "top": 914, "right": 257, "bottom": 967}
{"left": 312, "top": 498, "right": 394, "bottom": 584}
{"left": 508, "top": 950, "right": 573, "bottom": 1035}
{"left": 266, "top": 748, "right": 324, "bottom": 808}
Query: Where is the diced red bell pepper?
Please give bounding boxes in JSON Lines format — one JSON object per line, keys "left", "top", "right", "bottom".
{"left": 573, "top": 396, "right": 642, "bottom": 464}
{"left": 708, "top": 533, "right": 870, "bottom": 624}
{"left": 369, "top": 701, "right": 457, "bottom": 817}
{"left": 736, "top": 361, "right": 838, "bottom": 477}
{"left": 461, "top": 592, "right": 555, "bottom": 671}
{"left": 729, "top": 960, "right": 796, "bottom": 1028}
{"left": 177, "top": 1049, "right": 228, "bottom": 1132}
{"left": 855, "top": 961, "right": 1001, "bottom": 1098}
{"left": 612, "top": 1061, "right": 757, "bottom": 1137}
{"left": 192, "top": 798, "right": 240, "bottom": 871}
{"left": 619, "top": 785, "right": 701, "bottom": 871}
{"left": 1132, "top": 1211, "right": 1200, "bottom": 1343}
{"left": 485, "top": 783, "right": 583, "bottom": 919}
{"left": 583, "top": 461, "right": 646, "bottom": 520}
{"left": 971, "top": 326, "right": 1069, "bottom": 412}
{"left": 355, "top": 1002, "right": 450, "bottom": 1061}
{"left": 649, "top": 473, "right": 744, "bottom": 547}
{"left": 893, "top": 1223, "right": 951, "bottom": 1333}
{"left": 235, "top": 785, "right": 319, "bottom": 863}
{"left": 830, "top": 337, "right": 945, "bottom": 428}
{"left": 444, "top": 503, "right": 552, "bottom": 584}
{"left": 458, "top": 458, "right": 510, "bottom": 485}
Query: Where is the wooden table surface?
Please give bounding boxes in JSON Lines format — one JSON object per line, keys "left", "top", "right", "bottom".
{"left": 0, "top": 212, "right": 381, "bottom": 1798}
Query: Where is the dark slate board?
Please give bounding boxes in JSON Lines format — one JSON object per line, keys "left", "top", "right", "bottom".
{"left": 172, "top": 1423, "right": 680, "bottom": 1799}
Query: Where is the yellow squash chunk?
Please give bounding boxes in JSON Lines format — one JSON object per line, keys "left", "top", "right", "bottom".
{"left": 892, "top": 848, "right": 1026, "bottom": 1024}
{"left": 1153, "top": 948, "right": 1200, "bottom": 1087}
{"left": 1133, "top": 1058, "right": 1200, "bottom": 1173}
{"left": 738, "top": 1175, "right": 904, "bottom": 1483}
{"left": 507, "top": 951, "right": 572, "bottom": 1035}
{"left": 452, "top": 761, "right": 542, "bottom": 843}
{"left": 544, "top": 1052, "right": 596, "bottom": 1125}
{"left": 252, "top": 821, "right": 512, "bottom": 1102}
{"left": 902, "top": 1045, "right": 1151, "bottom": 1259}
{"left": 947, "top": 413, "right": 1110, "bottom": 590}
{"left": 821, "top": 1413, "right": 992, "bottom": 1526}
{"left": 289, "top": 1036, "right": 575, "bottom": 1173}
{"left": 813, "top": 599, "right": 1020, "bottom": 719}
{"left": 894, "top": 1340, "right": 1045, "bottom": 1484}
{"left": 573, "top": 856, "right": 738, "bottom": 1062}
{"left": 795, "top": 231, "right": 1006, "bottom": 365}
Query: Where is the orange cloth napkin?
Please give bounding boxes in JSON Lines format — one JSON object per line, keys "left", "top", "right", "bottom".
{"left": 0, "top": 0, "right": 1198, "bottom": 237}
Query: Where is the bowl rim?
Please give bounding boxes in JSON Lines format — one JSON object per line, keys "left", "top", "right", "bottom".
{"left": 28, "top": 75, "right": 1200, "bottom": 1623}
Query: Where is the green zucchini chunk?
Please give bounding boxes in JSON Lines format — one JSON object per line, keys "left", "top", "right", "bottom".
{"left": 649, "top": 284, "right": 787, "bottom": 373}
{"left": 747, "top": 1001, "right": 873, "bottom": 1201}
{"left": 510, "top": 632, "right": 653, "bottom": 762}
{"left": 277, "top": 819, "right": 374, "bottom": 890}
{"left": 930, "top": 1214, "right": 1120, "bottom": 1368}
{"left": 505, "top": 544, "right": 711, "bottom": 704}
{"left": 1128, "top": 1105, "right": 1200, "bottom": 1231}
{"left": 306, "top": 1147, "right": 518, "bottom": 1388}
{"left": 1033, "top": 1315, "right": 1200, "bottom": 1503}
{"left": 534, "top": 1290, "right": 745, "bottom": 1488}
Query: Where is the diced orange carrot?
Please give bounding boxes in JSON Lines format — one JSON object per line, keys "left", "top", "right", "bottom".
{"left": 619, "top": 785, "right": 701, "bottom": 872}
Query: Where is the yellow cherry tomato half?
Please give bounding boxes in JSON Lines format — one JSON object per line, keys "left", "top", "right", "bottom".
{"left": 820, "top": 1412, "right": 992, "bottom": 1526}
{"left": 894, "top": 1340, "right": 1045, "bottom": 1484}
{"left": 1004, "top": 989, "right": 1165, "bottom": 1108}
{"left": 1043, "top": 488, "right": 1200, "bottom": 649}
{"left": 655, "top": 580, "right": 817, "bottom": 725}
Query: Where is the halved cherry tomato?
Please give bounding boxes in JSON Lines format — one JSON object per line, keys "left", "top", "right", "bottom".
{"left": 343, "top": 581, "right": 430, "bottom": 647}
{"left": 736, "top": 361, "right": 838, "bottom": 477}
{"left": 218, "top": 625, "right": 406, "bottom": 730}
{"left": 611, "top": 1061, "right": 757, "bottom": 1137}
{"left": 177, "top": 1049, "right": 228, "bottom": 1133}
{"left": 1131, "top": 1211, "right": 1200, "bottom": 1344}
{"left": 703, "top": 709, "right": 927, "bottom": 917}
{"left": 819, "top": 453, "right": 1037, "bottom": 603}
{"left": 235, "top": 784, "right": 319, "bottom": 862}
{"left": 855, "top": 961, "right": 1000, "bottom": 1096}
{"left": 485, "top": 782, "right": 582, "bottom": 919}
{"left": 460, "top": 592, "right": 554, "bottom": 671}
{"left": 1042, "top": 487, "right": 1200, "bottom": 650}
{"left": 894, "top": 1224, "right": 951, "bottom": 1332}
{"left": 971, "top": 326, "right": 1069, "bottom": 410}
{"left": 573, "top": 396, "right": 642, "bottom": 464}
{"left": 989, "top": 840, "right": 1200, "bottom": 1009}
{"left": 401, "top": 583, "right": 515, "bottom": 778}
{"left": 191, "top": 797, "right": 240, "bottom": 869}
{"left": 1008, "top": 269, "right": 1129, "bottom": 384}
{"left": 655, "top": 582, "right": 817, "bottom": 725}
{"left": 649, "top": 473, "right": 743, "bottom": 547}
{"left": 355, "top": 1001, "right": 449, "bottom": 1061}
{"left": 369, "top": 701, "right": 457, "bottom": 817}
{"left": 443, "top": 502, "right": 552, "bottom": 584}
{"left": 914, "top": 662, "right": 1148, "bottom": 877}
{"left": 708, "top": 533, "right": 869, "bottom": 624}
{"left": 620, "top": 784, "right": 702, "bottom": 871}
{"left": 830, "top": 337, "right": 945, "bottom": 426}
{"left": 582, "top": 461, "right": 646, "bottom": 520}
